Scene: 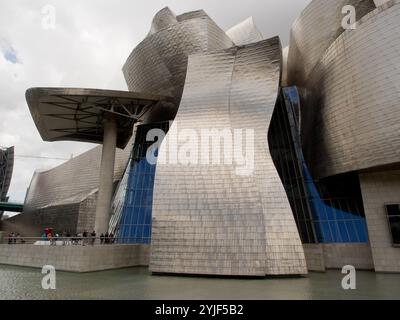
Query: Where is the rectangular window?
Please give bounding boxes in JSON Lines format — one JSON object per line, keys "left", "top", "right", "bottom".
{"left": 385, "top": 204, "right": 400, "bottom": 246}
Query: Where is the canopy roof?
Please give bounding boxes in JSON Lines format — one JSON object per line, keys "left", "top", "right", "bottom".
{"left": 26, "top": 88, "right": 171, "bottom": 149}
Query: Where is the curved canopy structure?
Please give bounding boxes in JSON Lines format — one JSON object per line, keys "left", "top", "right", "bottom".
{"left": 26, "top": 88, "right": 171, "bottom": 149}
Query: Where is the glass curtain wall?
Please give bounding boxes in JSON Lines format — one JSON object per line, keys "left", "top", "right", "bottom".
{"left": 269, "top": 87, "right": 369, "bottom": 244}
{"left": 109, "top": 121, "right": 169, "bottom": 243}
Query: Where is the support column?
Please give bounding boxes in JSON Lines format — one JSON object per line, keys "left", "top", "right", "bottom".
{"left": 95, "top": 117, "right": 117, "bottom": 235}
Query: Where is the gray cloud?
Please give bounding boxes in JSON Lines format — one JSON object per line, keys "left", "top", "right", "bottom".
{"left": 0, "top": 0, "right": 311, "bottom": 203}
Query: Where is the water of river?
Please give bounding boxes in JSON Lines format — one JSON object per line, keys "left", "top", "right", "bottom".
{"left": 0, "top": 265, "right": 399, "bottom": 300}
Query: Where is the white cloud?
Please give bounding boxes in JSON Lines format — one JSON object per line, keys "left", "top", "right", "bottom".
{"left": 0, "top": 0, "right": 311, "bottom": 202}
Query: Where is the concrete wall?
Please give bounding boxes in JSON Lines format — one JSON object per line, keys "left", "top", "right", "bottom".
{"left": 0, "top": 244, "right": 150, "bottom": 272}
{"left": 303, "top": 243, "right": 374, "bottom": 272}
{"left": 322, "top": 244, "right": 374, "bottom": 270}
{"left": 360, "top": 170, "right": 400, "bottom": 272}
{"left": 303, "top": 244, "right": 325, "bottom": 272}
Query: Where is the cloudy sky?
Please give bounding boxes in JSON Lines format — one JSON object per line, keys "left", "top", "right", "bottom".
{"left": 0, "top": 0, "right": 312, "bottom": 203}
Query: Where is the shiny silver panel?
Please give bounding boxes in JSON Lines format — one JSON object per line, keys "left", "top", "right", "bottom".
{"left": 226, "top": 17, "right": 263, "bottom": 45}
{"left": 150, "top": 38, "right": 307, "bottom": 276}
{"left": 122, "top": 8, "right": 234, "bottom": 105}
{"left": 301, "top": 1, "right": 400, "bottom": 178}
{"left": 287, "top": 0, "right": 375, "bottom": 87}
{"left": 23, "top": 143, "right": 131, "bottom": 214}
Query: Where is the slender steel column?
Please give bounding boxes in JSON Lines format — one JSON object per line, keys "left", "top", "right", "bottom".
{"left": 95, "top": 117, "right": 117, "bottom": 235}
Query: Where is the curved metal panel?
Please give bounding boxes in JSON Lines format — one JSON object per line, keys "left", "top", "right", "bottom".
{"left": 302, "top": 0, "right": 400, "bottom": 178}
{"left": 150, "top": 38, "right": 307, "bottom": 276}
{"left": 287, "top": 0, "right": 376, "bottom": 87}
{"left": 148, "top": 7, "right": 178, "bottom": 35}
{"left": 23, "top": 143, "right": 131, "bottom": 213}
{"left": 226, "top": 17, "right": 263, "bottom": 45}
{"left": 122, "top": 8, "right": 234, "bottom": 106}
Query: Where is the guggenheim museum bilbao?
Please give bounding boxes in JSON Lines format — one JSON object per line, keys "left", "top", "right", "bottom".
{"left": 3, "top": 0, "right": 400, "bottom": 276}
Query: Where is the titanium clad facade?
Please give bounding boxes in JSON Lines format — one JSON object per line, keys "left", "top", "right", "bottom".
{"left": 287, "top": 0, "right": 375, "bottom": 87}
{"left": 24, "top": 145, "right": 131, "bottom": 213}
{"left": 19, "top": 4, "right": 400, "bottom": 275}
{"left": 15, "top": 143, "right": 132, "bottom": 234}
{"left": 150, "top": 38, "right": 307, "bottom": 276}
{"left": 122, "top": 8, "right": 233, "bottom": 105}
{"left": 301, "top": 0, "right": 400, "bottom": 179}
{"left": 226, "top": 17, "right": 263, "bottom": 45}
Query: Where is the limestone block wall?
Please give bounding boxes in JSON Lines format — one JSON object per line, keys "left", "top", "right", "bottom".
{"left": 303, "top": 244, "right": 325, "bottom": 272}
{"left": 322, "top": 244, "right": 374, "bottom": 270}
{"left": 0, "top": 244, "right": 150, "bottom": 272}
{"left": 303, "top": 243, "right": 374, "bottom": 271}
{"left": 360, "top": 170, "right": 400, "bottom": 272}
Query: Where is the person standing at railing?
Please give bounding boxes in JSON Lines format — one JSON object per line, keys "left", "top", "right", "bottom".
{"left": 82, "top": 230, "right": 88, "bottom": 246}
{"left": 7, "top": 232, "right": 14, "bottom": 244}
{"left": 100, "top": 233, "right": 105, "bottom": 245}
{"left": 47, "top": 232, "right": 55, "bottom": 245}
{"left": 104, "top": 232, "right": 109, "bottom": 244}
{"left": 90, "top": 230, "right": 96, "bottom": 245}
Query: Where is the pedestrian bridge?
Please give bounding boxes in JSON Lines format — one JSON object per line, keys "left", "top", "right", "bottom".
{"left": 0, "top": 202, "right": 24, "bottom": 213}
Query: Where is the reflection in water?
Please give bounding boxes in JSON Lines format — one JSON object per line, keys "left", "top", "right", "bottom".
{"left": 0, "top": 265, "right": 400, "bottom": 300}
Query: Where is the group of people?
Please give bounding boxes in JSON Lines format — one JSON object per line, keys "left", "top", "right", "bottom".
{"left": 39, "top": 229, "right": 116, "bottom": 245}
{"left": 41, "top": 229, "right": 97, "bottom": 246}
{"left": 6, "top": 228, "right": 117, "bottom": 245}
{"left": 7, "top": 232, "right": 25, "bottom": 244}
{"left": 99, "top": 232, "right": 115, "bottom": 244}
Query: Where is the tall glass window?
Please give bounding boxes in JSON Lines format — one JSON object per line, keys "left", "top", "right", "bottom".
{"left": 385, "top": 204, "right": 400, "bottom": 245}
{"left": 270, "top": 87, "right": 369, "bottom": 244}
{"left": 110, "top": 121, "right": 169, "bottom": 244}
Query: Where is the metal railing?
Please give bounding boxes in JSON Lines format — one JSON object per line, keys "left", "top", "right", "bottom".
{"left": 1, "top": 237, "right": 148, "bottom": 246}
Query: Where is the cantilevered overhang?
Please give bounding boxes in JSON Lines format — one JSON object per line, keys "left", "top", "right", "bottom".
{"left": 26, "top": 88, "right": 171, "bottom": 149}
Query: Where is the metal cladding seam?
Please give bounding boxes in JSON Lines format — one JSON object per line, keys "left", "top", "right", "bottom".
{"left": 150, "top": 37, "right": 307, "bottom": 276}
{"left": 301, "top": 0, "right": 400, "bottom": 179}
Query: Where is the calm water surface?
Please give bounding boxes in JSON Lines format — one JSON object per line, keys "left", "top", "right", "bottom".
{"left": 0, "top": 265, "right": 399, "bottom": 300}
